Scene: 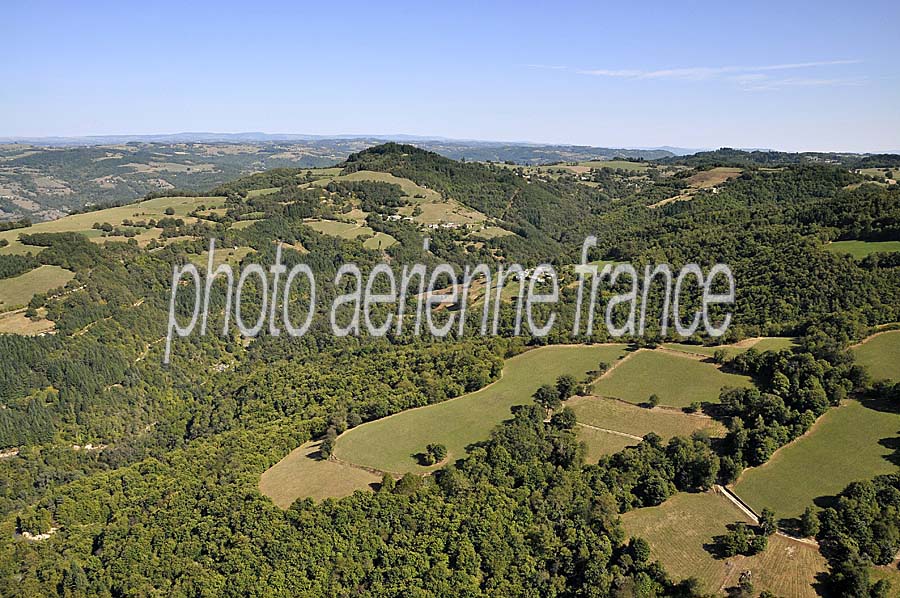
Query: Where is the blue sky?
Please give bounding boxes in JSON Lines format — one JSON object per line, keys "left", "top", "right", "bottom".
{"left": 3, "top": 0, "right": 899, "bottom": 151}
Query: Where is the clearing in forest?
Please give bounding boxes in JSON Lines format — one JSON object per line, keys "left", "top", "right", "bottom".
{"left": 333, "top": 344, "right": 628, "bottom": 474}
{"left": 621, "top": 491, "right": 826, "bottom": 597}
{"left": 732, "top": 397, "right": 900, "bottom": 520}
{"left": 592, "top": 349, "right": 753, "bottom": 408}
{"left": 826, "top": 240, "right": 900, "bottom": 259}
{"left": 259, "top": 440, "right": 381, "bottom": 507}
{"left": 569, "top": 394, "right": 725, "bottom": 460}
{"left": 853, "top": 329, "right": 900, "bottom": 382}
{"left": 0, "top": 195, "right": 226, "bottom": 254}
{"left": 0, "top": 265, "right": 75, "bottom": 311}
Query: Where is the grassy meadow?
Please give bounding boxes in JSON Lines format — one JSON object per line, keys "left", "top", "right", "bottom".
{"left": 577, "top": 426, "right": 637, "bottom": 461}
{"left": 684, "top": 166, "right": 742, "bottom": 188}
{"left": 853, "top": 330, "right": 900, "bottom": 382}
{"left": 592, "top": 350, "right": 754, "bottom": 407}
{"left": 333, "top": 344, "right": 628, "bottom": 473}
{"left": 303, "top": 219, "right": 398, "bottom": 248}
{"left": 313, "top": 169, "right": 487, "bottom": 226}
{"left": 650, "top": 166, "right": 742, "bottom": 208}
{"left": 188, "top": 246, "right": 254, "bottom": 270}
{"left": 0, "top": 308, "right": 56, "bottom": 335}
{"left": 363, "top": 232, "right": 398, "bottom": 250}
{"left": 569, "top": 395, "right": 725, "bottom": 442}
{"left": 621, "top": 491, "right": 826, "bottom": 596}
{"left": 0, "top": 195, "right": 226, "bottom": 254}
{"left": 826, "top": 240, "right": 900, "bottom": 259}
{"left": 733, "top": 398, "right": 900, "bottom": 520}
{"left": 470, "top": 226, "right": 514, "bottom": 240}
{"left": 0, "top": 265, "right": 75, "bottom": 311}
{"left": 750, "top": 337, "right": 798, "bottom": 352}
{"left": 259, "top": 440, "right": 381, "bottom": 506}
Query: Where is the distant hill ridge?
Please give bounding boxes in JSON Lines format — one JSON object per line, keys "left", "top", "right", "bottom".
{"left": 662, "top": 147, "right": 900, "bottom": 168}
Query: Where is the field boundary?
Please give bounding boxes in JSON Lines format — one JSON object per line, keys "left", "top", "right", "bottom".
{"left": 575, "top": 422, "right": 642, "bottom": 441}
{"left": 592, "top": 394, "right": 718, "bottom": 420}
{"left": 718, "top": 485, "right": 821, "bottom": 548}
{"left": 592, "top": 348, "right": 640, "bottom": 381}
{"left": 655, "top": 345, "right": 707, "bottom": 361}
{"left": 329, "top": 452, "right": 394, "bottom": 477}
{"left": 731, "top": 401, "right": 847, "bottom": 487}
{"left": 716, "top": 484, "right": 759, "bottom": 523}
{"left": 849, "top": 326, "right": 900, "bottom": 349}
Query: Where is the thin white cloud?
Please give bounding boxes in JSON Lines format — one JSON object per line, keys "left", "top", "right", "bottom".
{"left": 572, "top": 68, "right": 644, "bottom": 78}
{"left": 571, "top": 59, "right": 861, "bottom": 83}
{"left": 738, "top": 76, "right": 868, "bottom": 92}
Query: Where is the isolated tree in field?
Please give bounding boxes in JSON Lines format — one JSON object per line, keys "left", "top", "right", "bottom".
{"left": 533, "top": 383, "right": 561, "bottom": 413}
{"left": 420, "top": 443, "right": 447, "bottom": 465}
{"left": 684, "top": 400, "right": 702, "bottom": 413}
{"left": 749, "top": 533, "right": 768, "bottom": 554}
{"left": 427, "top": 443, "right": 447, "bottom": 463}
{"left": 736, "top": 571, "right": 754, "bottom": 598}
{"left": 799, "top": 506, "right": 820, "bottom": 537}
{"left": 576, "top": 376, "right": 592, "bottom": 395}
{"left": 720, "top": 523, "right": 750, "bottom": 557}
{"left": 550, "top": 406, "right": 577, "bottom": 430}
{"left": 759, "top": 507, "right": 777, "bottom": 536}
{"left": 556, "top": 374, "right": 577, "bottom": 401}
{"left": 319, "top": 427, "right": 337, "bottom": 459}
{"left": 647, "top": 394, "right": 660, "bottom": 409}
{"left": 164, "top": 207, "right": 175, "bottom": 215}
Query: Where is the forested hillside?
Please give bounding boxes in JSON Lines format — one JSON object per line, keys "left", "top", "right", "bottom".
{"left": 0, "top": 140, "right": 672, "bottom": 223}
{"left": 0, "top": 144, "right": 898, "bottom": 596}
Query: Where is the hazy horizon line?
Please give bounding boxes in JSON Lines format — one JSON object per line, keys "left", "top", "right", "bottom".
{"left": 0, "top": 131, "right": 897, "bottom": 155}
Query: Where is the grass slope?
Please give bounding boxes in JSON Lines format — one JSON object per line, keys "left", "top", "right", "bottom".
{"left": 334, "top": 344, "right": 628, "bottom": 473}
{"left": 577, "top": 426, "right": 637, "bottom": 462}
{"left": 315, "top": 169, "right": 487, "bottom": 227}
{"left": 621, "top": 491, "right": 826, "bottom": 596}
{"left": 733, "top": 398, "right": 900, "bottom": 520}
{"left": 259, "top": 440, "right": 381, "bottom": 506}
{"left": 0, "top": 195, "right": 225, "bottom": 254}
{"left": 593, "top": 350, "right": 753, "bottom": 407}
{"left": 569, "top": 395, "right": 725, "bottom": 442}
{"left": 0, "top": 265, "right": 74, "bottom": 311}
{"left": 303, "top": 219, "right": 398, "bottom": 249}
{"left": 750, "top": 337, "right": 798, "bottom": 352}
{"left": 826, "top": 240, "right": 900, "bottom": 259}
{"left": 853, "top": 330, "right": 900, "bottom": 382}
{"left": 189, "top": 246, "right": 253, "bottom": 270}
{"left": 0, "top": 308, "right": 55, "bottom": 335}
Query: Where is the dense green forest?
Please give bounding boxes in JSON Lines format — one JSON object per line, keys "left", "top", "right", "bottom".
{"left": 0, "top": 143, "right": 898, "bottom": 596}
